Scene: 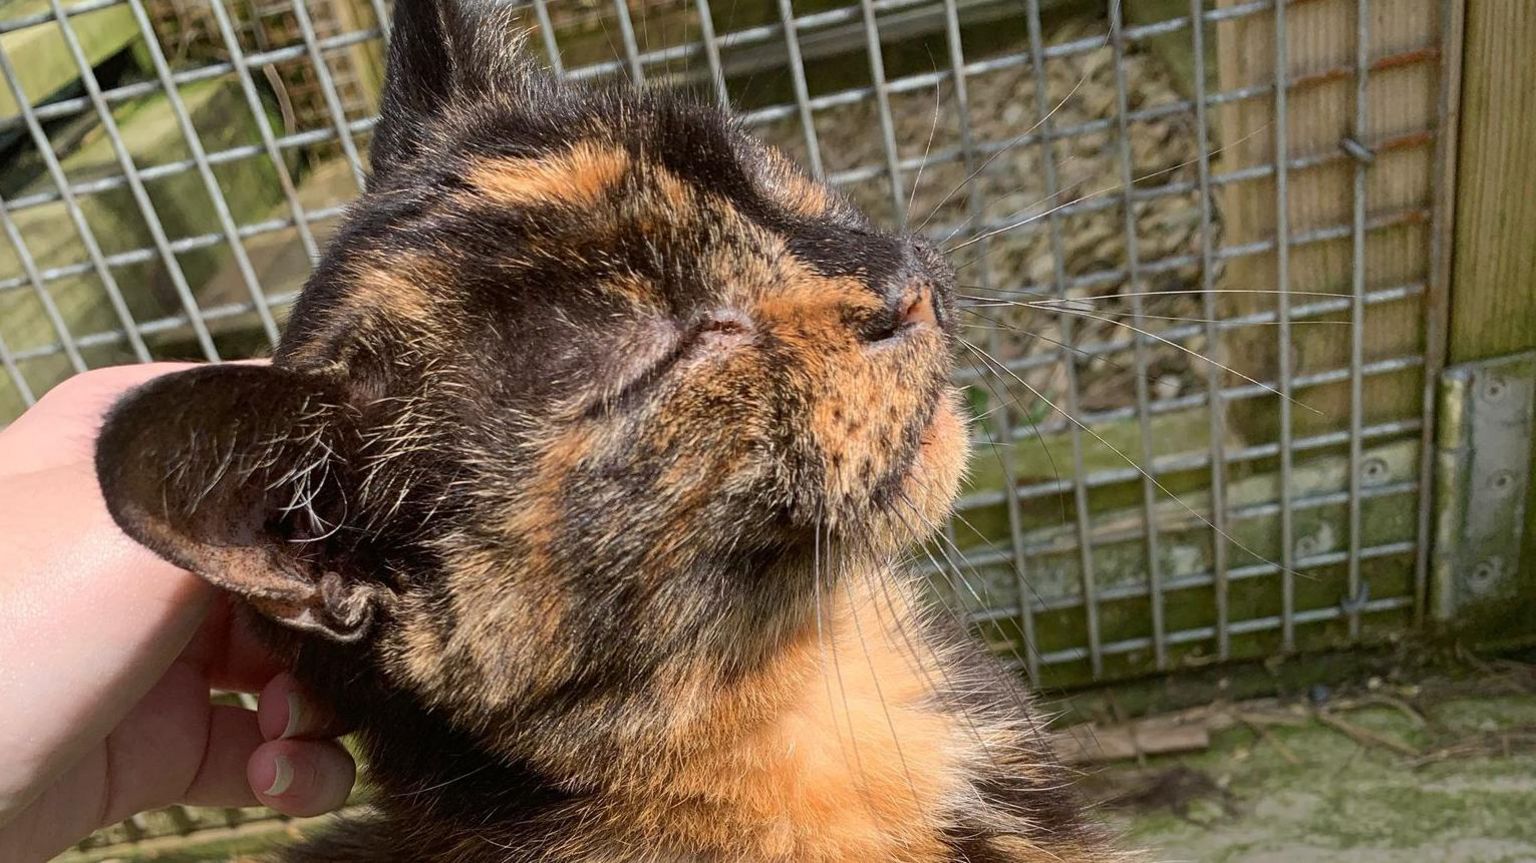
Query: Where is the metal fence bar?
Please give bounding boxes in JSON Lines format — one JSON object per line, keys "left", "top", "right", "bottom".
{"left": 963, "top": 528, "right": 1419, "bottom": 620}
{"left": 1189, "top": 0, "right": 1231, "bottom": 661}
{"left": 530, "top": 0, "right": 566, "bottom": 75}
{"left": 1022, "top": 0, "right": 1101, "bottom": 678}
{"left": 691, "top": 0, "right": 729, "bottom": 108}
{"left": 609, "top": 0, "right": 647, "bottom": 84}
{"left": 288, "top": 0, "right": 371, "bottom": 191}
{"left": 44, "top": 0, "right": 221, "bottom": 360}
{"left": 1030, "top": 596, "right": 1412, "bottom": 667}
{"left": 1344, "top": 0, "right": 1371, "bottom": 640}
{"left": 207, "top": 0, "right": 322, "bottom": 264}
{"left": 773, "top": 0, "right": 825, "bottom": 177}
{"left": 1270, "top": 0, "right": 1299, "bottom": 652}
{"left": 124, "top": 0, "right": 282, "bottom": 347}
{"left": 855, "top": 0, "right": 907, "bottom": 224}
{"left": 962, "top": 405, "right": 1422, "bottom": 510}
{"left": 1107, "top": 0, "right": 1167, "bottom": 670}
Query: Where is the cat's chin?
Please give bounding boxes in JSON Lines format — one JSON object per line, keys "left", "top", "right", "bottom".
{"left": 900, "top": 390, "right": 970, "bottom": 525}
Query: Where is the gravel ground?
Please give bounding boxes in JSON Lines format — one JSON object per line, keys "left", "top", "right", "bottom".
{"left": 758, "top": 16, "right": 1217, "bottom": 412}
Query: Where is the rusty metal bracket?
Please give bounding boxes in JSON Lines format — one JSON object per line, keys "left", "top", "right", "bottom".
{"left": 1432, "top": 351, "right": 1536, "bottom": 621}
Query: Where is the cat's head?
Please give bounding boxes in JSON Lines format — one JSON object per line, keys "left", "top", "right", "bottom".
{"left": 97, "top": 0, "right": 967, "bottom": 763}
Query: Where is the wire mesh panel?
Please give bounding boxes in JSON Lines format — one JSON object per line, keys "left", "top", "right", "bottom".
{"left": 2, "top": 0, "right": 1452, "bottom": 687}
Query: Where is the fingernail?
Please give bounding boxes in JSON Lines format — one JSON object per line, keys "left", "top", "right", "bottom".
{"left": 266, "top": 755, "right": 294, "bottom": 797}
{"left": 282, "top": 692, "right": 305, "bottom": 739}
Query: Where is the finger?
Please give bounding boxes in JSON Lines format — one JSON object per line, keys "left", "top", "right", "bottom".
{"left": 180, "top": 595, "right": 286, "bottom": 692}
{"left": 258, "top": 674, "right": 350, "bottom": 741}
{"left": 248, "top": 739, "right": 357, "bottom": 817}
{"left": 94, "top": 663, "right": 256, "bottom": 825}
{"left": 180, "top": 705, "right": 264, "bottom": 809}
{"left": 0, "top": 363, "right": 196, "bottom": 477}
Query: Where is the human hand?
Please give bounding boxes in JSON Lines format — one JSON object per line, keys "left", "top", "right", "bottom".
{"left": 0, "top": 364, "right": 358, "bottom": 862}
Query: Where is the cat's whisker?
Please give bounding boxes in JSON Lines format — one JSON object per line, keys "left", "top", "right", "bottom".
{"left": 890, "top": 488, "right": 1091, "bottom": 785}
{"left": 1026, "top": 302, "right": 1324, "bottom": 415}
{"left": 836, "top": 553, "right": 925, "bottom": 815}
{"left": 959, "top": 336, "right": 1315, "bottom": 584}
{"left": 958, "top": 297, "right": 1350, "bottom": 326}
{"left": 905, "top": 77, "right": 946, "bottom": 225}
{"left": 945, "top": 119, "right": 1275, "bottom": 259}
{"left": 962, "top": 287, "right": 1354, "bottom": 302}
{"left": 914, "top": 60, "right": 1096, "bottom": 234}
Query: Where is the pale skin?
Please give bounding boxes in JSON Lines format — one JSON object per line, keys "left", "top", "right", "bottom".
{"left": 0, "top": 364, "right": 357, "bottom": 862}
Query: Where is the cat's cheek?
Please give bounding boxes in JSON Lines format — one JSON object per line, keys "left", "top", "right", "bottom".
{"left": 902, "top": 391, "right": 970, "bottom": 528}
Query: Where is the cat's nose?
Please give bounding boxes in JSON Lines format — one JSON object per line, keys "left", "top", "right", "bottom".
{"left": 897, "top": 285, "right": 938, "bottom": 329}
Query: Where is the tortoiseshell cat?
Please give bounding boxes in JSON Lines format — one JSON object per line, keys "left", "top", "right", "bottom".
{"left": 95, "top": 0, "right": 1126, "bottom": 859}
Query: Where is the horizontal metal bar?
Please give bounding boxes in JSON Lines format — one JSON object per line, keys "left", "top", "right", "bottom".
{"left": 963, "top": 537, "right": 1418, "bottom": 622}
{"left": 955, "top": 414, "right": 1422, "bottom": 511}
{"left": 0, "top": 0, "right": 123, "bottom": 35}
{"left": 1027, "top": 594, "right": 1412, "bottom": 667}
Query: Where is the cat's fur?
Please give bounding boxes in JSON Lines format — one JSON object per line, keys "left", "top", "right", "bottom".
{"left": 95, "top": 0, "right": 1125, "bottom": 859}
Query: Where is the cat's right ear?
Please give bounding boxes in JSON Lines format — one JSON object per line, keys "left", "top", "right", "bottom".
{"left": 371, "top": 0, "right": 524, "bottom": 185}
{"left": 95, "top": 365, "right": 385, "bottom": 643}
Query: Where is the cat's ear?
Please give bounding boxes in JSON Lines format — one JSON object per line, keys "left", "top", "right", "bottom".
{"left": 96, "top": 365, "right": 383, "bottom": 643}
{"left": 371, "top": 0, "right": 527, "bottom": 184}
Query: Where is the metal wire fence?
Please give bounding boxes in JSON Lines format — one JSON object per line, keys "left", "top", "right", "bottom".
{"left": 1, "top": 0, "right": 1458, "bottom": 856}
{"left": 2, "top": 0, "right": 1452, "bottom": 691}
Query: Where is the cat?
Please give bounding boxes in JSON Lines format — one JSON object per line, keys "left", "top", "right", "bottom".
{"left": 95, "top": 0, "right": 1128, "bottom": 859}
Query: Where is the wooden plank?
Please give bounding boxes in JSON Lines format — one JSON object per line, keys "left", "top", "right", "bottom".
{"left": 1211, "top": 0, "right": 1442, "bottom": 444}
{"left": 1448, "top": 0, "right": 1536, "bottom": 582}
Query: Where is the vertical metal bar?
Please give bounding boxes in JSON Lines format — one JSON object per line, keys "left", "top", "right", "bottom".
{"left": 0, "top": 328, "right": 35, "bottom": 406}
{"left": 531, "top": 0, "right": 566, "bottom": 75}
{"left": 1344, "top": 0, "right": 1370, "bottom": 639}
{"left": 1416, "top": 0, "right": 1465, "bottom": 625}
{"left": 1107, "top": 0, "right": 1166, "bottom": 670}
{"left": 692, "top": 0, "right": 730, "bottom": 109}
{"left": 1273, "top": 0, "right": 1297, "bottom": 651}
{"left": 775, "top": 0, "right": 824, "bottom": 178}
{"left": 363, "top": 0, "right": 389, "bottom": 42}
{"left": 0, "top": 46, "right": 150, "bottom": 363}
{"left": 289, "top": 0, "right": 370, "bottom": 192}
{"left": 42, "top": 0, "right": 221, "bottom": 361}
{"left": 939, "top": 0, "right": 1040, "bottom": 683}
{"left": 855, "top": 0, "right": 905, "bottom": 225}
{"left": 1189, "top": 0, "right": 1231, "bottom": 660}
{"left": 208, "top": 0, "right": 321, "bottom": 264}
{"left": 609, "top": 0, "right": 646, "bottom": 84}
{"left": 0, "top": 191, "right": 87, "bottom": 373}
{"left": 124, "top": 0, "right": 281, "bottom": 347}
{"left": 1024, "top": 0, "right": 1101, "bottom": 678}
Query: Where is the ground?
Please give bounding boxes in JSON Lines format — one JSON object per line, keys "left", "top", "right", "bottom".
{"left": 1082, "top": 664, "right": 1536, "bottom": 863}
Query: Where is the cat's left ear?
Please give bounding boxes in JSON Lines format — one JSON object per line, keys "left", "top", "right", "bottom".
{"left": 371, "top": 0, "right": 527, "bottom": 185}
{"left": 95, "top": 364, "right": 384, "bottom": 642}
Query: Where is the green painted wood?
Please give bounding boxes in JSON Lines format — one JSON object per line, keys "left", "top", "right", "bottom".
{"left": 0, "top": 1, "right": 138, "bottom": 121}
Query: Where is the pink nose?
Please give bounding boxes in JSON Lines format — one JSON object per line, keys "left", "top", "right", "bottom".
{"left": 900, "top": 287, "right": 938, "bottom": 329}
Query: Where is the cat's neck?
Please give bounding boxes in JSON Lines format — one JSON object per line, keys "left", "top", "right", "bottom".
{"left": 330, "top": 565, "right": 1105, "bottom": 862}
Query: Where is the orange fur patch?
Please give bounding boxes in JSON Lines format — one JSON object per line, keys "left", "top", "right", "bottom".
{"left": 467, "top": 142, "right": 631, "bottom": 208}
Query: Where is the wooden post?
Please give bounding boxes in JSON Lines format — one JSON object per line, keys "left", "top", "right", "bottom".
{"left": 1448, "top": 0, "right": 1536, "bottom": 576}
